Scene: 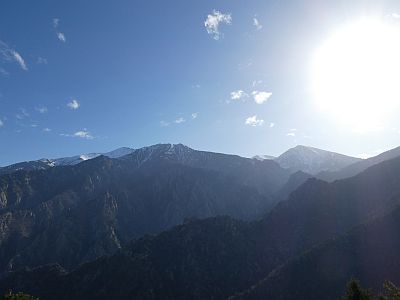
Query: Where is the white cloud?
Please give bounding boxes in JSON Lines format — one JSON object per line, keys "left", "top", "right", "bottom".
{"left": 36, "top": 106, "right": 48, "bottom": 114}
{"left": 230, "top": 90, "right": 248, "bottom": 101}
{"left": 53, "top": 18, "right": 60, "bottom": 28}
{"left": 73, "top": 130, "right": 93, "bottom": 139}
{"left": 160, "top": 121, "right": 170, "bottom": 127}
{"left": 12, "top": 51, "right": 28, "bottom": 70}
{"left": 286, "top": 132, "right": 296, "bottom": 137}
{"left": 175, "top": 117, "right": 185, "bottom": 124}
{"left": 0, "top": 41, "right": 28, "bottom": 71}
{"left": 16, "top": 108, "right": 29, "bottom": 120}
{"left": 37, "top": 57, "right": 48, "bottom": 64}
{"left": 245, "top": 115, "right": 264, "bottom": 126}
{"left": 252, "top": 80, "right": 262, "bottom": 87}
{"left": 253, "top": 18, "right": 263, "bottom": 30}
{"left": 0, "top": 118, "right": 3, "bottom": 127}
{"left": 57, "top": 32, "right": 66, "bottom": 43}
{"left": 204, "top": 10, "right": 232, "bottom": 40}
{"left": 67, "top": 99, "right": 80, "bottom": 110}
{"left": 43, "top": 127, "right": 51, "bottom": 132}
{"left": 252, "top": 91, "right": 272, "bottom": 104}
{"left": 191, "top": 112, "right": 198, "bottom": 119}
{"left": 269, "top": 122, "right": 275, "bottom": 128}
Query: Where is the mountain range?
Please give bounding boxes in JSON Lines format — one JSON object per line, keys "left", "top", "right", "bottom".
{"left": 1, "top": 143, "right": 400, "bottom": 299}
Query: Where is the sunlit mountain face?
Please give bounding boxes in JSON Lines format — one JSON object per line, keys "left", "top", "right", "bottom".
{"left": 1, "top": 1, "right": 400, "bottom": 300}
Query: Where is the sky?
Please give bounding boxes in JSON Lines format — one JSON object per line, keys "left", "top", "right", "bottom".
{"left": 1, "top": 0, "right": 400, "bottom": 166}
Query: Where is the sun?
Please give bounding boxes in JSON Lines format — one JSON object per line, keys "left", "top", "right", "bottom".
{"left": 311, "top": 18, "right": 400, "bottom": 133}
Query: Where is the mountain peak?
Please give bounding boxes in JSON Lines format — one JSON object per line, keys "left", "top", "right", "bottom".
{"left": 275, "top": 145, "right": 362, "bottom": 175}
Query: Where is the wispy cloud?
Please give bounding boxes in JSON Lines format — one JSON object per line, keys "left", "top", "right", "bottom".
{"left": 12, "top": 51, "right": 28, "bottom": 70}
{"left": 61, "top": 129, "right": 94, "bottom": 139}
{"left": 36, "top": 106, "right": 48, "bottom": 114}
{"left": 252, "top": 91, "right": 272, "bottom": 104}
{"left": 230, "top": 90, "right": 248, "bottom": 101}
{"left": 204, "top": 10, "right": 232, "bottom": 40}
{"left": 160, "top": 120, "right": 170, "bottom": 127}
{"left": 175, "top": 117, "right": 185, "bottom": 124}
{"left": 16, "top": 108, "right": 29, "bottom": 120}
{"left": 286, "top": 132, "right": 296, "bottom": 137}
{"left": 253, "top": 17, "right": 263, "bottom": 30}
{"left": 53, "top": 18, "right": 60, "bottom": 28}
{"left": 245, "top": 115, "right": 264, "bottom": 126}
{"left": 191, "top": 112, "right": 198, "bottom": 119}
{"left": 37, "top": 57, "right": 48, "bottom": 65}
{"left": 269, "top": 122, "right": 275, "bottom": 128}
{"left": 67, "top": 99, "right": 80, "bottom": 110}
{"left": 0, "top": 118, "right": 4, "bottom": 128}
{"left": 53, "top": 18, "right": 67, "bottom": 43}
{"left": 0, "top": 41, "right": 28, "bottom": 71}
{"left": 43, "top": 127, "right": 51, "bottom": 132}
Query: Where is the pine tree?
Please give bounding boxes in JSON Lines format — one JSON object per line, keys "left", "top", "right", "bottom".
{"left": 343, "top": 279, "right": 373, "bottom": 300}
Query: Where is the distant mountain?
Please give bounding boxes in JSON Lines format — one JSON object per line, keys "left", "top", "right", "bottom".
{"left": 3, "top": 153, "right": 400, "bottom": 299}
{"left": 318, "top": 145, "right": 400, "bottom": 182}
{"left": 274, "top": 145, "right": 362, "bottom": 175}
{"left": 0, "top": 144, "right": 291, "bottom": 274}
{"left": 0, "top": 147, "right": 135, "bottom": 175}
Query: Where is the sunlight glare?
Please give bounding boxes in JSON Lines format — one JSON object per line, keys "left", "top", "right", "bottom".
{"left": 312, "top": 18, "right": 400, "bottom": 133}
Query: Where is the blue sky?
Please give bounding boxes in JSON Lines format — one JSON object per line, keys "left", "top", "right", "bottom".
{"left": 1, "top": 0, "right": 400, "bottom": 166}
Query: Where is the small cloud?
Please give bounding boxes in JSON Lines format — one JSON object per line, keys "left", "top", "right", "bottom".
{"left": 204, "top": 10, "right": 232, "bottom": 40}
{"left": 160, "top": 120, "right": 170, "bottom": 127}
{"left": 192, "top": 84, "right": 201, "bottom": 89}
{"left": 175, "top": 117, "right": 185, "bottom": 124}
{"left": 0, "top": 67, "right": 9, "bottom": 76}
{"left": 252, "top": 91, "right": 272, "bottom": 104}
{"left": 16, "top": 108, "right": 29, "bottom": 120}
{"left": 53, "top": 18, "right": 60, "bottom": 28}
{"left": 36, "top": 106, "right": 48, "bottom": 114}
{"left": 253, "top": 17, "right": 263, "bottom": 30}
{"left": 269, "top": 122, "right": 275, "bottom": 128}
{"left": 57, "top": 32, "right": 66, "bottom": 43}
{"left": 0, "top": 118, "right": 4, "bottom": 127}
{"left": 37, "top": 57, "right": 48, "bottom": 65}
{"left": 43, "top": 127, "right": 51, "bottom": 132}
{"left": 61, "top": 129, "right": 94, "bottom": 139}
{"left": 67, "top": 99, "right": 80, "bottom": 110}
{"left": 73, "top": 130, "right": 93, "bottom": 139}
{"left": 11, "top": 51, "right": 28, "bottom": 70}
{"left": 252, "top": 80, "right": 263, "bottom": 87}
{"left": 245, "top": 115, "right": 264, "bottom": 127}
{"left": 191, "top": 112, "right": 198, "bottom": 119}
{"left": 0, "top": 41, "right": 28, "bottom": 71}
{"left": 286, "top": 132, "right": 296, "bottom": 137}
{"left": 230, "top": 90, "right": 248, "bottom": 101}
{"left": 30, "top": 124, "right": 38, "bottom": 128}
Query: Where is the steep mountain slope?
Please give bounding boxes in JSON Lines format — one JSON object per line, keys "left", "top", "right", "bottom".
{"left": 233, "top": 206, "right": 400, "bottom": 300}
{"left": 0, "top": 144, "right": 290, "bottom": 274}
{"left": 2, "top": 154, "right": 400, "bottom": 299}
{"left": 318, "top": 145, "right": 400, "bottom": 182}
{"left": 275, "top": 145, "right": 362, "bottom": 175}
